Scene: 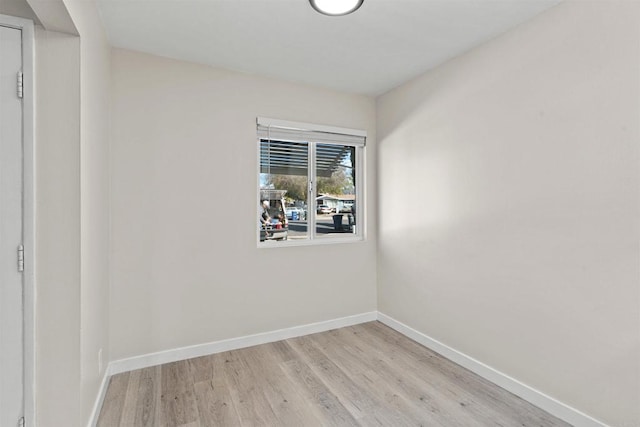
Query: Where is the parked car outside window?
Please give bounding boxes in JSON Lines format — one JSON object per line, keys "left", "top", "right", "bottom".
{"left": 317, "top": 204, "right": 332, "bottom": 214}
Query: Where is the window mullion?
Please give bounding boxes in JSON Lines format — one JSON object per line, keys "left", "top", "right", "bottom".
{"left": 355, "top": 145, "right": 364, "bottom": 236}
{"left": 309, "top": 142, "right": 316, "bottom": 240}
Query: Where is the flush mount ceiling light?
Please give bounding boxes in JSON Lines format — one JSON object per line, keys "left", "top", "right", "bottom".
{"left": 309, "top": 0, "right": 364, "bottom": 16}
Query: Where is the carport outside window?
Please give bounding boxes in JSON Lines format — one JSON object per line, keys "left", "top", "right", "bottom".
{"left": 258, "top": 118, "right": 365, "bottom": 245}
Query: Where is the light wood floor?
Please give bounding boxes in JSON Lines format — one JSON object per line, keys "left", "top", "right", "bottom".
{"left": 97, "top": 321, "right": 571, "bottom": 426}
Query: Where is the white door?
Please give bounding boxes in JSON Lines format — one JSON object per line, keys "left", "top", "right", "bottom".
{"left": 0, "top": 24, "right": 24, "bottom": 427}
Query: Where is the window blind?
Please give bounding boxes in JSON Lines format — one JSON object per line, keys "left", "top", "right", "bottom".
{"left": 257, "top": 118, "right": 366, "bottom": 147}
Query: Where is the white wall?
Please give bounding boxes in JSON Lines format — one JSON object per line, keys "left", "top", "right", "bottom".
{"left": 34, "top": 27, "right": 82, "bottom": 427}
{"left": 110, "top": 49, "right": 377, "bottom": 361}
{"left": 61, "top": 0, "right": 112, "bottom": 424}
{"left": 376, "top": 2, "right": 639, "bottom": 426}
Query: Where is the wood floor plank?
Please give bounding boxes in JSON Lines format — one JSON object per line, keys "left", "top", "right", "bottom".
{"left": 160, "top": 360, "right": 199, "bottom": 427}
{"left": 268, "top": 339, "right": 298, "bottom": 362}
{"left": 134, "top": 366, "right": 161, "bottom": 426}
{"left": 97, "top": 322, "right": 572, "bottom": 427}
{"left": 344, "top": 324, "right": 532, "bottom": 426}
{"left": 243, "top": 345, "right": 324, "bottom": 426}
{"left": 313, "top": 328, "right": 471, "bottom": 426}
{"left": 96, "top": 372, "right": 130, "bottom": 427}
{"left": 282, "top": 340, "right": 412, "bottom": 426}
{"left": 219, "top": 349, "right": 280, "bottom": 426}
{"left": 280, "top": 358, "right": 360, "bottom": 427}
{"left": 187, "top": 354, "right": 214, "bottom": 383}
{"left": 355, "top": 322, "right": 570, "bottom": 427}
{"left": 119, "top": 369, "right": 143, "bottom": 424}
{"left": 307, "top": 330, "right": 451, "bottom": 426}
{"left": 288, "top": 334, "right": 401, "bottom": 423}
{"left": 194, "top": 376, "right": 240, "bottom": 427}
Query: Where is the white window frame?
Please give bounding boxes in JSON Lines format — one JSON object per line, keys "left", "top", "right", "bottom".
{"left": 257, "top": 117, "right": 366, "bottom": 247}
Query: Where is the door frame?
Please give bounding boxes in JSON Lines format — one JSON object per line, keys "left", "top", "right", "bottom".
{"left": 0, "top": 13, "right": 35, "bottom": 427}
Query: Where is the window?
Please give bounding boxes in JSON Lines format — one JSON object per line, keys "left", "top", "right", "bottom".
{"left": 258, "top": 117, "right": 365, "bottom": 245}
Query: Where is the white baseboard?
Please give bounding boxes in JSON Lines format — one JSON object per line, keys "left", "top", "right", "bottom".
{"left": 108, "top": 311, "right": 378, "bottom": 376}
{"left": 89, "top": 311, "right": 607, "bottom": 427}
{"left": 377, "top": 312, "right": 608, "bottom": 427}
{"left": 88, "top": 368, "right": 112, "bottom": 427}
{"left": 88, "top": 311, "right": 376, "bottom": 426}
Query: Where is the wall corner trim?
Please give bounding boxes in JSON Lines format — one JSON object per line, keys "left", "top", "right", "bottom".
{"left": 376, "top": 312, "right": 609, "bottom": 427}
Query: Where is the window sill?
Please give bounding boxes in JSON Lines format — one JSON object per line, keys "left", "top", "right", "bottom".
{"left": 257, "top": 234, "right": 364, "bottom": 249}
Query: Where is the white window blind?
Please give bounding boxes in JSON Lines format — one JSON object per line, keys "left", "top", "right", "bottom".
{"left": 257, "top": 117, "right": 366, "bottom": 147}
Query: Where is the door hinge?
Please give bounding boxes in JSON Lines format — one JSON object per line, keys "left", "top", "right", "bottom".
{"left": 17, "top": 71, "right": 23, "bottom": 99}
{"left": 17, "top": 244, "right": 24, "bottom": 272}
{"left": 18, "top": 416, "right": 25, "bottom": 427}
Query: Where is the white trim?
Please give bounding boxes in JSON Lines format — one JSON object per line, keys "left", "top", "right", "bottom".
{"left": 356, "top": 142, "right": 365, "bottom": 238}
{"left": 256, "top": 135, "right": 261, "bottom": 246}
{"left": 376, "top": 312, "right": 609, "bottom": 427}
{"left": 93, "top": 311, "right": 609, "bottom": 427}
{"left": 257, "top": 116, "right": 367, "bottom": 138}
{"left": 258, "top": 234, "right": 363, "bottom": 249}
{"left": 0, "top": 14, "right": 36, "bottom": 427}
{"left": 0, "top": 13, "right": 34, "bottom": 30}
{"left": 256, "top": 116, "right": 366, "bottom": 247}
{"left": 309, "top": 137, "right": 316, "bottom": 240}
{"left": 108, "top": 311, "right": 377, "bottom": 375}
{"left": 87, "top": 369, "right": 111, "bottom": 427}
{"left": 21, "top": 19, "right": 35, "bottom": 427}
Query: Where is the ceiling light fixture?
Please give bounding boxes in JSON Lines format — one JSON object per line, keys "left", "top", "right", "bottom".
{"left": 309, "top": 0, "right": 364, "bottom": 16}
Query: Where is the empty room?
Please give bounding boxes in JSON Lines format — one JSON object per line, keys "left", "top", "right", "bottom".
{"left": 0, "top": 0, "right": 638, "bottom": 426}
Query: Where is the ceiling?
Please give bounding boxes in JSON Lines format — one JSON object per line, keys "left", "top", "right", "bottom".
{"left": 96, "top": 0, "right": 561, "bottom": 96}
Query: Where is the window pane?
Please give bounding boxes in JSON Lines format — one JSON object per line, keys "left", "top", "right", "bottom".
{"left": 315, "top": 144, "right": 356, "bottom": 237}
{"left": 259, "top": 139, "right": 309, "bottom": 242}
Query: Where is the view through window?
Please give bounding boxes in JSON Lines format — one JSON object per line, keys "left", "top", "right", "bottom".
{"left": 258, "top": 119, "right": 364, "bottom": 244}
